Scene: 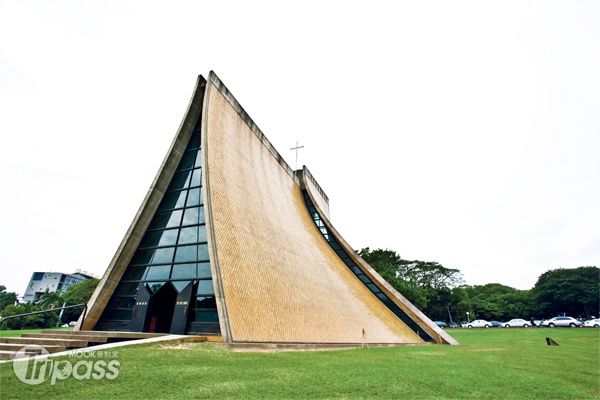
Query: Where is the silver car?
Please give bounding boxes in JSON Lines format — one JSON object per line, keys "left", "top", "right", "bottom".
{"left": 583, "top": 318, "right": 600, "bottom": 328}
{"left": 467, "top": 319, "right": 492, "bottom": 328}
{"left": 542, "top": 317, "right": 582, "bottom": 328}
{"left": 502, "top": 318, "right": 531, "bottom": 328}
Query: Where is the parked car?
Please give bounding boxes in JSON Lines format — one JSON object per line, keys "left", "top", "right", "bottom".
{"left": 448, "top": 322, "right": 458, "bottom": 329}
{"left": 460, "top": 321, "right": 468, "bottom": 328}
{"left": 68, "top": 321, "right": 77, "bottom": 326}
{"left": 434, "top": 321, "right": 447, "bottom": 328}
{"left": 502, "top": 318, "right": 531, "bottom": 328}
{"left": 542, "top": 317, "right": 583, "bottom": 328}
{"left": 583, "top": 318, "right": 600, "bottom": 328}
{"left": 467, "top": 319, "right": 492, "bottom": 328}
{"left": 490, "top": 321, "right": 502, "bottom": 328}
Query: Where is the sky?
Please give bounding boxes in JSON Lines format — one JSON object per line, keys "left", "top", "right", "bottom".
{"left": 1, "top": 1, "right": 598, "bottom": 297}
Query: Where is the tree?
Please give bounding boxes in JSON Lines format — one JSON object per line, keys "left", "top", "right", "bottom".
{"left": 395, "top": 260, "right": 464, "bottom": 290}
{"left": 532, "top": 266, "right": 599, "bottom": 319}
{"left": 464, "top": 284, "right": 533, "bottom": 321}
{"left": 36, "top": 288, "right": 65, "bottom": 309}
{"left": 0, "top": 285, "right": 18, "bottom": 313}
{"left": 1, "top": 303, "right": 59, "bottom": 330}
{"left": 61, "top": 278, "right": 100, "bottom": 322}
{"left": 358, "top": 248, "right": 464, "bottom": 320}
{"left": 358, "top": 248, "right": 427, "bottom": 310}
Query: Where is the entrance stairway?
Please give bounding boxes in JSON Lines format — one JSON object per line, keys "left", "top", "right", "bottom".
{"left": 0, "top": 330, "right": 221, "bottom": 360}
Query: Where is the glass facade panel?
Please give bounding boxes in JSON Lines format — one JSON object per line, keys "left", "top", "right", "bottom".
{"left": 168, "top": 170, "right": 192, "bottom": 191}
{"left": 366, "top": 283, "right": 379, "bottom": 292}
{"left": 178, "top": 151, "right": 196, "bottom": 171}
{"left": 196, "top": 310, "right": 219, "bottom": 323}
{"left": 194, "top": 151, "right": 202, "bottom": 168}
{"left": 140, "top": 229, "right": 179, "bottom": 248}
{"left": 199, "top": 206, "right": 205, "bottom": 224}
{"left": 122, "top": 266, "right": 148, "bottom": 281}
{"left": 171, "top": 263, "right": 196, "bottom": 279}
{"left": 158, "top": 191, "right": 188, "bottom": 211}
{"left": 150, "top": 247, "right": 175, "bottom": 264}
{"left": 174, "top": 245, "right": 197, "bottom": 263}
{"left": 197, "top": 280, "right": 214, "bottom": 295}
{"left": 172, "top": 281, "right": 191, "bottom": 293}
{"left": 196, "top": 296, "right": 216, "bottom": 308}
{"left": 197, "top": 262, "right": 211, "bottom": 278}
{"left": 187, "top": 130, "right": 200, "bottom": 150}
{"left": 130, "top": 250, "right": 153, "bottom": 266}
{"left": 145, "top": 265, "right": 172, "bottom": 280}
{"left": 149, "top": 210, "right": 183, "bottom": 230}
{"left": 186, "top": 187, "right": 201, "bottom": 207}
{"left": 197, "top": 227, "right": 207, "bottom": 243}
{"left": 178, "top": 226, "right": 198, "bottom": 245}
{"left": 114, "top": 283, "right": 139, "bottom": 296}
{"left": 190, "top": 169, "right": 201, "bottom": 187}
{"left": 198, "top": 244, "right": 209, "bottom": 261}
{"left": 182, "top": 207, "right": 200, "bottom": 226}
{"left": 107, "top": 297, "right": 136, "bottom": 309}
{"left": 147, "top": 282, "right": 166, "bottom": 293}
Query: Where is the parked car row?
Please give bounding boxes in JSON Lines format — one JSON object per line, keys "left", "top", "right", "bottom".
{"left": 435, "top": 316, "right": 599, "bottom": 328}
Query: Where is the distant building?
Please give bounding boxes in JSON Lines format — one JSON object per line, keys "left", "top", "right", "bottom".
{"left": 22, "top": 269, "right": 97, "bottom": 303}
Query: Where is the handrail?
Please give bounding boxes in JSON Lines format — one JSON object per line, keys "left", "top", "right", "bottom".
{"left": 0, "top": 304, "right": 87, "bottom": 328}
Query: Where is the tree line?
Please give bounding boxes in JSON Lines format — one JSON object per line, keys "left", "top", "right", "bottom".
{"left": 1, "top": 250, "right": 598, "bottom": 329}
{"left": 0, "top": 279, "right": 99, "bottom": 330}
{"left": 358, "top": 248, "right": 599, "bottom": 323}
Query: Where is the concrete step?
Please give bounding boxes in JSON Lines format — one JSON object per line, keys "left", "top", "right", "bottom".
{"left": 22, "top": 333, "right": 109, "bottom": 343}
{"left": 216, "top": 342, "right": 407, "bottom": 352}
{"left": 40, "top": 330, "right": 166, "bottom": 340}
{"left": 0, "top": 350, "right": 21, "bottom": 360}
{"left": 0, "top": 343, "right": 65, "bottom": 353}
{"left": 0, "top": 343, "right": 67, "bottom": 359}
{"left": 0, "top": 337, "right": 88, "bottom": 348}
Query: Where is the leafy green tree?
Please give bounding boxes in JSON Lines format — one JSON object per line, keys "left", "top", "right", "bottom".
{"left": 61, "top": 278, "right": 100, "bottom": 322}
{"left": 443, "top": 286, "right": 472, "bottom": 324}
{"left": 358, "top": 248, "right": 427, "bottom": 310}
{"left": 358, "top": 248, "right": 464, "bottom": 320}
{"left": 36, "top": 288, "right": 65, "bottom": 309}
{"left": 1, "top": 303, "right": 59, "bottom": 330}
{"left": 532, "top": 266, "right": 599, "bottom": 319}
{"left": 464, "top": 283, "right": 533, "bottom": 321}
{"left": 0, "top": 285, "right": 18, "bottom": 313}
{"left": 396, "top": 260, "right": 464, "bottom": 290}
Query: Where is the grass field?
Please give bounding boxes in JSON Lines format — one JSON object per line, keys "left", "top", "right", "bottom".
{"left": 0, "top": 328, "right": 598, "bottom": 399}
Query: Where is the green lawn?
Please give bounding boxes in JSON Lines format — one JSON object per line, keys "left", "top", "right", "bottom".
{"left": 1, "top": 328, "right": 598, "bottom": 399}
